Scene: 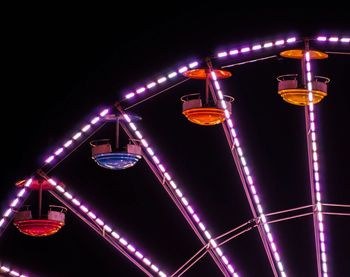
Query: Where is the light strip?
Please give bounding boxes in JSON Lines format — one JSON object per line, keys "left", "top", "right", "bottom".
{"left": 316, "top": 35, "right": 350, "bottom": 43}
{"left": 121, "top": 114, "right": 238, "bottom": 276}
{"left": 47, "top": 178, "right": 167, "bottom": 277}
{"left": 211, "top": 71, "right": 287, "bottom": 277}
{"left": 304, "top": 52, "right": 328, "bottom": 277}
{"left": 0, "top": 179, "right": 32, "bottom": 234}
{"left": 43, "top": 108, "right": 110, "bottom": 166}
{"left": 0, "top": 262, "right": 28, "bottom": 277}
{"left": 122, "top": 61, "right": 199, "bottom": 101}
{"left": 217, "top": 36, "right": 297, "bottom": 58}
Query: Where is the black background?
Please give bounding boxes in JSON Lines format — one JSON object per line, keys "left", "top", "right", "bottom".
{"left": 1, "top": 6, "right": 349, "bottom": 277}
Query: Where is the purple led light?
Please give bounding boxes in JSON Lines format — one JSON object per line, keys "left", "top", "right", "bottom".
{"left": 122, "top": 61, "right": 198, "bottom": 100}
{"left": 43, "top": 109, "right": 108, "bottom": 165}
{"left": 341, "top": 37, "right": 350, "bottom": 43}
{"left": 216, "top": 35, "right": 298, "bottom": 59}
{"left": 0, "top": 263, "right": 27, "bottom": 277}
{"left": 211, "top": 71, "right": 286, "bottom": 276}
{"left": 123, "top": 118, "right": 238, "bottom": 276}
{"left": 304, "top": 51, "right": 328, "bottom": 277}
{"left": 47, "top": 177, "right": 167, "bottom": 276}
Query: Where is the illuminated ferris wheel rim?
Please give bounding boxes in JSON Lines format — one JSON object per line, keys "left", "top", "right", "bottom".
{"left": 0, "top": 32, "right": 349, "bottom": 277}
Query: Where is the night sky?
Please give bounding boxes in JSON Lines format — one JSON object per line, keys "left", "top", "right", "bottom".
{"left": 1, "top": 7, "right": 349, "bottom": 277}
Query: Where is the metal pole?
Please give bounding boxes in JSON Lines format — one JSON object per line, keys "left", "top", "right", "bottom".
{"left": 302, "top": 40, "right": 322, "bottom": 277}
{"left": 206, "top": 60, "right": 279, "bottom": 276}
{"left": 49, "top": 190, "right": 154, "bottom": 277}
{"left": 38, "top": 181, "right": 42, "bottom": 219}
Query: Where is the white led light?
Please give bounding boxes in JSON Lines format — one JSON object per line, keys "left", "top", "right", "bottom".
{"left": 168, "top": 72, "right": 177, "bottom": 78}
{"left": 54, "top": 148, "right": 64, "bottom": 155}
{"left": 189, "top": 61, "right": 198, "bottom": 68}
{"left": 198, "top": 222, "right": 206, "bottom": 231}
{"left": 112, "top": 231, "right": 120, "bottom": 239}
{"left": 4, "top": 208, "right": 12, "bottom": 217}
{"left": 135, "top": 131, "right": 142, "bottom": 139}
{"left": 127, "top": 244, "right": 136, "bottom": 252}
{"left": 263, "top": 42, "right": 273, "bottom": 48}
{"left": 73, "top": 132, "right": 82, "bottom": 140}
{"left": 151, "top": 265, "right": 159, "bottom": 272}
{"left": 1, "top": 266, "right": 10, "bottom": 272}
{"left": 175, "top": 189, "right": 183, "bottom": 197}
{"left": 340, "top": 37, "right": 350, "bottom": 43}
{"left": 100, "top": 109, "right": 109, "bottom": 117}
{"left": 96, "top": 218, "right": 104, "bottom": 226}
{"left": 72, "top": 198, "right": 80, "bottom": 206}
{"left": 64, "top": 140, "right": 73, "bottom": 148}
{"left": 286, "top": 37, "right": 296, "bottom": 43}
{"left": 178, "top": 66, "right": 188, "bottom": 73}
{"left": 135, "top": 251, "right": 143, "bottom": 259}
{"left": 210, "top": 239, "right": 217, "bottom": 248}
{"left": 147, "top": 82, "right": 156, "bottom": 89}
{"left": 91, "top": 116, "right": 100, "bottom": 124}
{"left": 129, "top": 123, "right": 137, "bottom": 131}
{"left": 136, "top": 87, "right": 146, "bottom": 94}
{"left": 252, "top": 44, "right": 262, "bottom": 50}
{"left": 187, "top": 205, "right": 194, "bottom": 214}
{"left": 17, "top": 188, "right": 26, "bottom": 197}
{"left": 229, "top": 49, "right": 239, "bottom": 55}
{"left": 8, "top": 269, "right": 20, "bottom": 276}
{"left": 169, "top": 180, "right": 177, "bottom": 189}
{"left": 275, "top": 40, "right": 285, "bottom": 45}
{"left": 10, "top": 198, "right": 19, "bottom": 208}
{"left": 88, "top": 212, "right": 97, "bottom": 219}
{"left": 215, "top": 248, "right": 223, "bottom": 256}
{"left": 104, "top": 225, "right": 112, "bottom": 233}
{"left": 147, "top": 147, "right": 155, "bottom": 156}
{"left": 317, "top": 36, "right": 327, "bottom": 41}
{"left": 329, "top": 37, "right": 339, "bottom": 42}
{"left": 181, "top": 197, "right": 189, "bottom": 206}
{"left": 218, "top": 52, "right": 228, "bottom": 58}
{"left": 143, "top": 258, "right": 151, "bottom": 266}
{"left": 45, "top": 155, "right": 54, "bottom": 163}
{"left": 82, "top": 124, "right": 91, "bottom": 132}
{"left": 125, "top": 92, "right": 135, "bottom": 99}
{"left": 64, "top": 192, "right": 73, "bottom": 199}
{"left": 204, "top": 230, "right": 211, "bottom": 239}
{"left": 56, "top": 185, "right": 65, "bottom": 193}
{"left": 157, "top": 77, "right": 166, "bottom": 83}
{"left": 80, "top": 205, "right": 89, "bottom": 213}
{"left": 120, "top": 238, "right": 128, "bottom": 246}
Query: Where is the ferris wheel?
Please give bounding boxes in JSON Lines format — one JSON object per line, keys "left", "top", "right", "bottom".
{"left": 1, "top": 33, "right": 349, "bottom": 277}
